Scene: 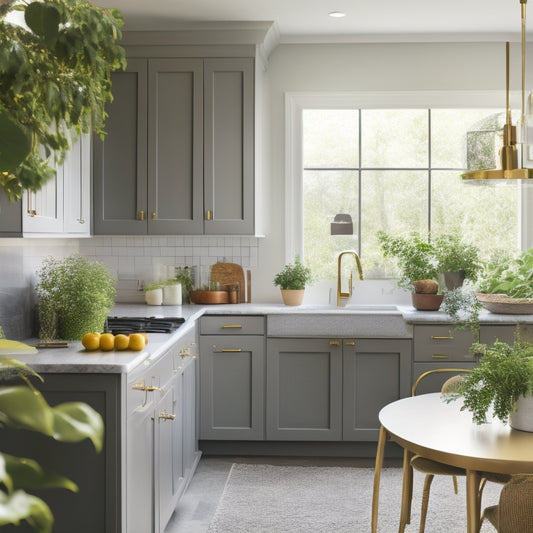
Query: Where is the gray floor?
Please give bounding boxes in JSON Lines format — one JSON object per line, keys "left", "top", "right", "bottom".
{"left": 164, "top": 455, "right": 398, "bottom": 533}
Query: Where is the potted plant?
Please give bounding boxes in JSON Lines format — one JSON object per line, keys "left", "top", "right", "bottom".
{"left": 0, "top": 355, "right": 104, "bottom": 532}
{"left": 0, "top": 0, "right": 126, "bottom": 201}
{"left": 475, "top": 248, "right": 533, "bottom": 313}
{"left": 434, "top": 234, "right": 481, "bottom": 290}
{"left": 454, "top": 337, "right": 533, "bottom": 431}
{"left": 35, "top": 254, "right": 116, "bottom": 340}
{"left": 273, "top": 255, "right": 313, "bottom": 306}
{"left": 144, "top": 283, "right": 164, "bottom": 306}
{"left": 377, "top": 231, "right": 442, "bottom": 310}
{"left": 175, "top": 267, "right": 195, "bottom": 304}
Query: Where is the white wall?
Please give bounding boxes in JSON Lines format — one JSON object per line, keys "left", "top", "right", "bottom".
{"left": 254, "top": 41, "right": 529, "bottom": 303}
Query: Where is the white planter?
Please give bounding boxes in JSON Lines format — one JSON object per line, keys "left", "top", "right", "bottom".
{"left": 163, "top": 283, "right": 182, "bottom": 305}
{"left": 145, "top": 288, "right": 163, "bottom": 306}
{"left": 510, "top": 394, "right": 533, "bottom": 432}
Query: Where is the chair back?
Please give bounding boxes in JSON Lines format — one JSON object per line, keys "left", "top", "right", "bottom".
{"left": 497, "top": 475, "right": 533, "bottom": 532}
{"left": 412, "top": 368, "right": 471, "bottom": 396}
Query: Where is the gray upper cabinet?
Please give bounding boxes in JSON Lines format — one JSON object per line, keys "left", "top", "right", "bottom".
{"left": 203, "top": 58, "right": 254, "bottom": 235}
{"left": 93, "top": 55, "right": 254, "bottom": 235}
{"left": 0, "top": 191, "right": 22, "bottom": 237}
{"left": 93, "top": 58, "right": 148, "bottom": 234}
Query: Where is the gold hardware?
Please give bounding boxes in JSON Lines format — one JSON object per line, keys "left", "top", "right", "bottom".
{"left": 77, "top": 218, "right": 85, "bottom": 224}
{"left": 179, "top": 348, "right": 190, "bottom": 358}
{"left": 337, "top": 251, "right": 364, "bottom": 307}
{"left": 431, "top": 354, "right": 450, "bottom": 359}
{"left": 221, "top": 348, "right": 242, "bottom": 352}
{"left": 159, "top": 412, "right": 175, "bottom": 421}
{"left": 151, "top": 212, "right": 156, "bottom": 220}
{"left": 137, "top": 210, "right": 145, "bottom": 221}
{"left": 345, "top": 341, "right": 356, "bottom": 346}
{"left": 206, "top": 209, "right": 213, "bottom": 220}
{"left": 221, "top": 325, "right": 243, "bottom": 329}
{"left": 132, "top": 382, "right": 162, "bottom": 392}
{"left": 329, "top": 340, "right": 340, "bottom": 346}
{"left": 431, "top": 336, "right": 454, "bottom": 340}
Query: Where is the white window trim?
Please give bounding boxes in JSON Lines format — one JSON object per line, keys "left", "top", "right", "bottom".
{"left": 285, "top": 90, "right": 530, "bottom": 261}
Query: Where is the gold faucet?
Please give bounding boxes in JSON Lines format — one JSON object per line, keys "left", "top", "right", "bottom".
{"left": 337, "top": 251, "right": 364, "bottom": 307}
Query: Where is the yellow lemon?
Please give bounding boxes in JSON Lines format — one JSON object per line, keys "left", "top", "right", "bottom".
{"left": 81, "top": 332, "right": 100, "bottom": 351}
{"left": 99, "top": 333, "right": 115, "bottom": 351}
{"left": 114, "top": 334, "right": 130, "bottom": 351}
{"left": 128, "top": 333, "right": 146, "bottom": 351}
{"left": 139, "top": 332, "right": 148, "bottom": 345}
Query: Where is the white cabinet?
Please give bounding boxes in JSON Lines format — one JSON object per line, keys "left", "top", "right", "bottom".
{"left": 23, "top": 133, "right": 91, "bottom": 236}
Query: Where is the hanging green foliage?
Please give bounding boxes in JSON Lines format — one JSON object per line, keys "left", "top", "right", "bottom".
{"left": 0, "top": 0, "right": 126, "bottom": 201}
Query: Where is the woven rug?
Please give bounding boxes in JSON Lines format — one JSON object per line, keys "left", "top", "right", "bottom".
{"left": 207, "top": 463, "right": 501, "bottom": 532}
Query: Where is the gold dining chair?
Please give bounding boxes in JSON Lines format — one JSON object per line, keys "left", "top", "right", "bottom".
{"left": 400, "top": 368, "right": 511, "bottom": 533}
{"left": 482, "top": 475, "right": 533, "bottom": 532}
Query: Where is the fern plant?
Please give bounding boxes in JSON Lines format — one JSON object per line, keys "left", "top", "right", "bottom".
{"left": 273, "top": 255, "right": 313, "bottom": 290}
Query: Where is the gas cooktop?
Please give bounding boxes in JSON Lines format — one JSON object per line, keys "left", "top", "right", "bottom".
{"left": 105, "top": 316, "right": 185, "bottom": 335}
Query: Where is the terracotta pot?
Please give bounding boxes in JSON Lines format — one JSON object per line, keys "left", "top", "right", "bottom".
{"left": 510, "top": 395, "right": 533, "bottom": 432}
{"left": 411, "top": 293, "right": 444, "bottom": 311}
{"left": 280, "top": 289, "right": 305, "bottom": 306}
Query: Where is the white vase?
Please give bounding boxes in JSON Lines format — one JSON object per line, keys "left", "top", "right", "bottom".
{"left": 510, "top": 394, "right": 533, "bottom": 432}
{"left": 163, "top": 283, "right": 182, "bottom": 305}
{"left": 145, "top": 288, "right": 163, "bottom": 306}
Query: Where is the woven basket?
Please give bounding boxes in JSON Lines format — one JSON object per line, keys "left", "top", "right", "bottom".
{"left": 476, "top": 293, "right": 533, "bottom": 314}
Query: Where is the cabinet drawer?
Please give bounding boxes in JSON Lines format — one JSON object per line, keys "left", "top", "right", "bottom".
{"left": 413, "top": 325, "right": 475, "bottom": 362}
{"left": 200, "top": 315, "right": 265, "bottom": 335}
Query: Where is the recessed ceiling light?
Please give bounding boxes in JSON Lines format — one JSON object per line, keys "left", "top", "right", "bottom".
{"left": 329, "top": 11, "right": 346, "bottom": 18}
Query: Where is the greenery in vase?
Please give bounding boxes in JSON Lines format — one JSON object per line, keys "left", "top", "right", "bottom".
{"left": 476, "top": 248, "right": 533, "bottom": 298}
{"left": 0, "top": 356, "right": 104, "bottom": 532}
{"left": 0, "top": 0, "right": 126, "bottom": 201}
{"left": 376, "top": 231, "right": 438, "bottom": 291}
{"left": 455, "top": 338, "right": 533, "bottom": 424}
{"left": 35, "top": 254, "right": 116, "bottom": 340}
{"left": 433, "top": 234, "right": 481, "bottom": 281}
{"left": 441, "top": 284, "right": 482, "bottom": 340}
{"left": 273, "top": 255, "right": 313, "bottom": 290}
{"left": 175, "top": 268, "right": 194, "bottom": 302}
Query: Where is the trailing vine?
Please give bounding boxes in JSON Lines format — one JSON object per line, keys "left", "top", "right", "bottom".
{"left": 0, "top": 0, "right": 126, "bottom": 200}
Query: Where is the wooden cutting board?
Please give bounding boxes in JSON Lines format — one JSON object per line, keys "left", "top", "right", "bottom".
{"left": 210, "top": 262, "right": 245, "bottom": 303}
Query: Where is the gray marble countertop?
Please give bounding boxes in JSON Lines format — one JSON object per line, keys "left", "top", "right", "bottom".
{"left": 13, "top": 302, "right": 533, "bottom": 374}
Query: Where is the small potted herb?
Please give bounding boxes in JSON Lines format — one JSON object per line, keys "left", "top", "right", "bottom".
{"left": 35, "top": 254, "right": 116, "bottom": 340}
{"left": 273, "top": 255, "right": 313, "bottom": 306}
{"left": 454, "top": 338, "right": 533, "bottom": 431}
{"left": 144, "top": 283, "right": 164, "bottom": 306}
{"left": 434, "top": 234, "right": 481, "bottom": 290}
{"left": 377, "top": 231, "right": 441, "bottom": 310}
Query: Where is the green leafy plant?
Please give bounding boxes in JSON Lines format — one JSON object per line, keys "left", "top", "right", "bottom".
{"left": 457, "top": 338, "right": 533, "bottom": 424}
{"left": 377, "top": 231, "right": 438, "bottom": 291}
{"left": 0, "top": 0, "right": 126, "bottom": 201}
{"left": 441, "top": 284, "right": 482, "bottom": 340}
{"left": 175, "top": 268, "right": 194, "bottom": 303}
{"left": 35, "top": 254, "right": 116, "bottom": 340}
{"left": 144, "top": 283, "right": 163, "bottom": 292}
{"left": 477, "top": 248, "right": 533, "bottom": 298}
{"left": 0, "top": 356, "right": 104, "bottom": 533}
{"left": 434, "top": 234, "right": 481, "bottom": 282}
{"left": 273, "top": 255, "right": 313, "bottom": 290}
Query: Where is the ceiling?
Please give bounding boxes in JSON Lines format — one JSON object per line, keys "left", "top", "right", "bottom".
{"left": 91, "top": 0, "right": 529, "bottom": 42}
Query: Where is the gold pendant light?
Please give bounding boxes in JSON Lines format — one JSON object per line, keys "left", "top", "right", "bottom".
{"left": 462, "top": 0, "right": 533, "bottom": 180}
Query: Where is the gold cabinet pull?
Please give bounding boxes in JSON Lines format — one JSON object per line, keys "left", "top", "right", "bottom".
{"left": 132, "top": 382, "right": 162, "bottom": 392}
{"left": 151, "top": 212, "right": 156, "bottom": 220}
{"left": 431, "top": 354, "right": 450, "bottom": 359}
{"left": 221, "top": 348, "right": 242, "bottom": 352}
{"left": 431, "top": 336, "right": 454, "bottom": 340}
{"left": 137, "top": 210, "right": 145, "bottom": 221}
{"left": 206, "top": 209, "right": 213, "bottom": 220}
{"left": 158, "top": 412, "right": 175, "bottom": 421}
{"left": 329, "top": 340, "right": 340, "bottom": 346}
{"left": 345, "top": 341, "right": 356, "bottom": 346}
{"left": 221, "top": 325, "right": 243, "bottom": 329}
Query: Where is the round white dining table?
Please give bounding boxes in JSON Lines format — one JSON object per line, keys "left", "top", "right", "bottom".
{"left": 372, "top": 393, "right": 533, "bottom": 533}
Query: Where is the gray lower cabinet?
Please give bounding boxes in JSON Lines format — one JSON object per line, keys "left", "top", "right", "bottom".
{"left": 343, "top": 338, "right": 412, "bottom": 441}
{"left": 0, "top": 190, "right": 22, "bottom": 236}
{"left": 199, "top": 316, "right": 265, "bottom": 439}
{"left": 266, "top": 338, "right": 343, "bottom": 440}
{"left": 412, "top": 323, "right": 527, "bottom": 394}
{"left": 266, "top": 337, "right": 411, "bottom": 441}
{"left": 93, "top": 55, "right": 254, "bottom": 235}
